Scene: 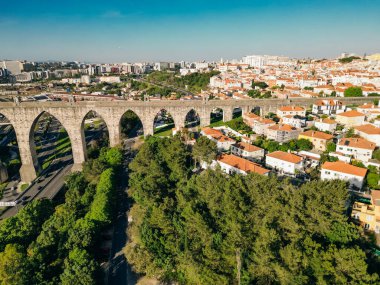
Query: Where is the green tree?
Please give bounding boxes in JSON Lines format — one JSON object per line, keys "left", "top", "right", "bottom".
{"left": 296, "top": 138, "right": 313, "bottom": 151}
{"left": 326, "top": 141, "right": 336, "bottom": 153}
{"left": 344, "top": 87, "right": 363, "bottom": 97}
{"left": 60, "top": 248, "right": 97, "bottom": 285}
{"left": 192, "top": 136, "right": 217, "bottom": 165}
{"left": 346, "top": 127, "right": 355, "bottom": 138}
{"left": 0, "top": 244, "right": 30, "bottom": 285}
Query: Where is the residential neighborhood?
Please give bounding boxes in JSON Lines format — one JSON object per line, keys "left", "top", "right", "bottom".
{"left": 168, "top": 99, "right": 380, "bottom": 236}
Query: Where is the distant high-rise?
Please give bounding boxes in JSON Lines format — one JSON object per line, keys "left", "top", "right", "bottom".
{"left": 1, "top": 60, "right": 23, "bottom": 75}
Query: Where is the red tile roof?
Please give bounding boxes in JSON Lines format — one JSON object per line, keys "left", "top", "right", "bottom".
{"left": 266, "top": 151, "right": 303, "bottom": 164}
{"left": 322, "top": 161, "right": 367, "bottom": 177}
{"left": 218, "top": 154, "right": 269, "bottom": 175}
{"left": 338, "top": 137, "right": 376, "bottom": 150}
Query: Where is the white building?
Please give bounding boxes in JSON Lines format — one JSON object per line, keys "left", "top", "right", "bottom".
{"left": 321, "top": 161, "right": 367, "bottom": 189}
{"left": 217, "top": 154, "right": 270, "bottom": 176}
{"left": 265, "top": 151, "right": 303, "bottom": 175}
{"left": 231, "top": 142, "right": 264, "bottom": 161}
{"left": 281, "top": 115, "right": 307, "bottom": 129}
{"left": 337, "top": 137, "right": 376, "bottom": 162}
{"left": 312, "top": 99, "right": 346, "bottom": 115}
{"left": 314, "top": 118, "right": 337, "bottom": 132}
{"left": 266, "top": 124, "right": 302, "bottom": 143}
{"left": 354, "top": 124, "right": 380, "bottom": 146}
{"left": 276, "top": 106, "right": 306, "bottom": 118}
{"left": 99, "top": 76, "right": 121, "bottom": 83}
{"left": 201, "top": 127, "right": 236, "bottom": 151}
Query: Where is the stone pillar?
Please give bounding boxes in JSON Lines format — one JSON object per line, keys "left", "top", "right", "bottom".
{"left": 67, "top": 128, "right": 86, "bottom": 172}
{"left": 198, "top": 107, "right": 211, "bottom": 127}
{"left": 223, "top": 108, "right": 233, "bottom": 122}
{"left": 15, "top": 127, "right": 38, "bottom": 183}
{"left": 108, "top": 121, "right": 121, "bottom": 147}
{"left": 142, "top": 118, "right": 154, "bottom": 137}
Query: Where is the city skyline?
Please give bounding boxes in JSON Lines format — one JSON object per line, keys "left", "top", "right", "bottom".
{"left": 1, "top": 0, "right": 379, "bottom": 62}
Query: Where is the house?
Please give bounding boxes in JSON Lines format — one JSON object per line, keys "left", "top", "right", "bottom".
{"left": 337, "top": 137, "right": 376, "bottom": 162}
{"left": 231, "top": 142, "right": 264, "bottom": 161}
{"left": 217, "top": 154, "right": 270, "bottom": 176}
{"left": 321, "top": 161, "right": 367, "bottom": 189}
{"left": 266, "top": 124, "right": 302, "bottom": 143}
{"left": 281, "top": 115, "right": 307, "bottom": 129}
{"left": 298, "top": 130, "right": 333, "bottom": 151}
{"left": 242, "top": 112, "right": 260, "bottom": 128}
{"left": 265, "top": 151, "right": 303, "bottom": 175}
{"left": 201, "top": 127, "right": 236, "bottom": 151}
{"left": 312, "top": 99, "right": 346, "bottom": 115}
{"left": 243, "top": 112, "right": 276, "bottom": 135}
{"left": 351, "top": 190, "right": 380, "bottom": 233}
{"left": 354, "top": 124, "right": 380, "bottom": 146}
{"left": 335, "top": 110, "right": 366, "bottom": 127}
{"left": 314, "top": 118, "right": 337, "bottom": 132}
{"left": 276, "top": 106, "right": 306, "bottom": 118}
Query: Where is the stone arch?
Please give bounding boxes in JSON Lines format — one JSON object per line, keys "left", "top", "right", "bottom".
{"left": 184, "top": 108, "right": 200, "bottom": 128}
{"left": 29, "top": 111, "right": 73, "bottom": 175}
{"left": 232, "top": 106, "right": 243, "bottom": 118}
{"left": 0, "top": 112, "right": 21, "bottom": 181}
{"left": 153, "top": 109, "right": 176, "bottom": 136}
{"left": 210, "top": 108, "right": 224, "bottom": 125}
{"left": 119, "top": 109, "right": 144, "bottom": 140}
{"left": 81, "top": 110, "right": 110, "bottom": 159}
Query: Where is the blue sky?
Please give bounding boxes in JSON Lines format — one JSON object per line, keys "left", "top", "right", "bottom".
{"left": 1, "top": 0, "right": 379, "bottom": 62}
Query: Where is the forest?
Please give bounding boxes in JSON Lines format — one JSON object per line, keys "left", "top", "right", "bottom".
{"left": 0, "top": 147, "right": 123, "bottom": 285}
{"left": 125, "top": 136, "right": 380, "bottom": 285}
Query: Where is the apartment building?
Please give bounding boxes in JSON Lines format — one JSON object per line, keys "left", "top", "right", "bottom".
{"left": 351, "top": 190, "right": 380, "bottom": 233}
{"left": 321, "top": 161, "right": 367, "bottom": 188}
{"left": 312, "top": 99, "right": 346, "bottom": 115}
{"left": 266, "top": 124, "right": 302, "bottom": 143}
{"left": 337, "top": 137, "right": 376, "bottom": 162}
{"left": 298, "top": 130, "right": 333, "bottom": 151}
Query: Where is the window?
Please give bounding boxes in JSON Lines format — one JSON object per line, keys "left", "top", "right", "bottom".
{"left": 366, "top": 215, "right": 373, "bottom": 222}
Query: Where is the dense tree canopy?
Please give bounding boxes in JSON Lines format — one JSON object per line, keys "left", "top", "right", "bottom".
{"left": 125, "top": 137, "right": 380, "bottom": 285}
{"left": 344, "top": 87, "right": 363, "bottom": 97}
{"left": 0, "top": 147, "right": 123, "bottom": 285}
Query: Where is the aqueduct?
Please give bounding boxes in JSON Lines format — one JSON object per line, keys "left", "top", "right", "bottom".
{"left": 0, "top": 96, "right": 377, "bottom": 182}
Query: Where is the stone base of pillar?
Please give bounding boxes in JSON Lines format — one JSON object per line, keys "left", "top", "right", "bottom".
{"left": 71, "top": 163, "right": 83, "bottom": 173}
{"left": 19, "top": 164, "right": 37, "bottom": 183}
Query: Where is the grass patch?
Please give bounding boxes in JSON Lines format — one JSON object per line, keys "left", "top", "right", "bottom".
{"left": 20, "top": 183, "right": 29, "bottom": 192}
{"left": 154, "top": 123, "right": 174, "bottom": 137}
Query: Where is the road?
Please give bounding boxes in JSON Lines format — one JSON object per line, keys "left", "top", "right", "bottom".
{"left": 108, "top": 156, "right": 138, "bottom": 285}
{"left": 0, "top": 158, "right": 72, "bottom": 219}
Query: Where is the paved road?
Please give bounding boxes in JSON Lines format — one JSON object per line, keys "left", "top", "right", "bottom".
{"left": 108, "top": 160, "right": 138, "bottom": 285}
{"left": 0, "top": 158, "right": 72, "bottom": 219}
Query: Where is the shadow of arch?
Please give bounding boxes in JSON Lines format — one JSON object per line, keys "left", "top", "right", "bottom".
{"left": 185, "top": 109, "right": 200, "bottom": 128}
{"left": 81, "top": 110, "right": 110, "bottom": 159}
{"left": 210, "top": 108, "right": 224, "bottom": 125}
{"left": 120, "top": 110, "right": 144, "bottom": 140}
{"left": 0, "top": 113, "right": 21, "bottom": 181}
{"left": 30, "top": 111, "right": 73, "bottom": 174}
{"left": 153, "top": 109, "right": 175, "bottom": 136}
